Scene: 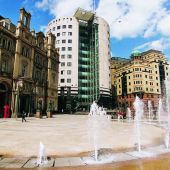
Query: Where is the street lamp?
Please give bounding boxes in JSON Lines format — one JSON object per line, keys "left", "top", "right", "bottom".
{"left": 13, "top": 80, "right": 23, "bottom": 118}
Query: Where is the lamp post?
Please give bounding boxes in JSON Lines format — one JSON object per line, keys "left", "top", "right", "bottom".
{"left": 13, "top": 80, "right": 23, "bottom": 118}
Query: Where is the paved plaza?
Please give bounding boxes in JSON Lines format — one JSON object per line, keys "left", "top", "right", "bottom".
{"left": 0, "top": 115, "right": 168, "bottom": 168}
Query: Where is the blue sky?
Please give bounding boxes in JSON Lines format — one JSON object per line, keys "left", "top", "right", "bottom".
{"left": 0, "top": 0, "right": 170, "bottom": 60}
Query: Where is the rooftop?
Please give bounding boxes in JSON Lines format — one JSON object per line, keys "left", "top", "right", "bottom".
{"left": 74, "top": 8, "right": 94, "bottom": 21}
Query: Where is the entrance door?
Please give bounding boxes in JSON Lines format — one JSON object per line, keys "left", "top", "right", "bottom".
{"left": 19, "top": 95, "right": 30, "bottom": 115}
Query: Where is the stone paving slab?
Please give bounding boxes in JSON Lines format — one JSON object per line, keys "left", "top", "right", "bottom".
{"left": 112, "top": 153, "right": 138, "bottom": 162}
{"left": 68, "top": 157, "right": 86, "bottom": 166}
{"left": 126, "top": 150, "right": 157, "bottom": 158}
{"left": 0, "top": 158, "right": 28, "bottom": 168}
{"left": 146, "top": 145, "right": 170, "bottom": 155}
{"left": 39, "top": 158, "right": 55, "bottom": 168}
{"left": 54, "top": 158, "right": 70, "bottom": 167}
{"left": 23, "top": 158, "right": 38, "bottom": 168}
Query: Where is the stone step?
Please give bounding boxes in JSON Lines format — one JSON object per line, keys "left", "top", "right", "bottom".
{"left": 0, "top": 157, "right": 28, "bottom": 168}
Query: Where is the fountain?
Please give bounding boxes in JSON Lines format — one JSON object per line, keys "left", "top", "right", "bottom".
{"left": 127, "top": 107, "right": 132, "bottom": 120}
{"left": 148, "top": 100, "right": 152, "bottom": 121}
{"left": 157, "top": 98, "right": 164, "bottom": 123}
{"left": 134, "top": 96, "right": 144, "bottom": 152}
{"left": 87, "top": 101, "right": 113, "bottom": 163}
{"left": 37, "top": 142, "right": 48, "bottom": 165}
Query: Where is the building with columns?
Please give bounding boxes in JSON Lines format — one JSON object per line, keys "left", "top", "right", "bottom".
{"left": 0, "top": 8, "right": 59, "bottom": 117}
{"left": 47, "top": 8, "right": 111, "bottom": 112}
{"left": 110, "top": 49, "right": 169, "bottom": 112}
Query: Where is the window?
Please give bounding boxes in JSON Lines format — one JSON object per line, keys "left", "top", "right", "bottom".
{"left": 62, "top": 40, "right": 66, "bottom": 43}
{"left": 129, "top": 82, "right": 131, "bottom": 85}
{"left": 67, "top": 54, "right": 72, "bottom": 59}
{"left": 68, "top": 39, "right": 72, "bottom": 43}
{"left": 67, "top": 79, "right": 71, "bottom": 83}
{"left": 62, "top": 47, "right": 66, "bottom": 51}
{"left": 129, "top": 76, "right": 130, "bottom": 79}
{"left": 56, "top": 40, "right": 60, "bottom": 44}
{"left": 57, "top": 33, "right": 60, "bottom": 36}
{"left": 68, "top": 25, "right": 72, "bottom": 28}
{"left": 157, "top": 89, "right": 159, "bottom": 92}
{"left": 53, "top": 27, "right": 55, "bottom": 31}
{"left": 61, "top": 79, "right": 65, "bottom": 83}
{"left": 62, "top": 32, "right": 66, "bottom": 36}
{"left": 1, "top": 59, "right": 8, "bottom": 72}
{"left": 61, "top": 70, "right": 64, "bottom": 75}
{"left": 21, "top": 63, "right": 28, "bottom": 77}
{"left": 68, "top": 47, "right": 72, "bottom": 51}
{"left": 145, "top": 75, "right": 147, "bottom": 78}
{"left": 68, "top": 32, "right": 72, "bottom": 36}
{"left": 62, "top": 25, "right": 66, "bottom": 29}
{"left": 156, "top": 77, "right": 158, "bottom": 80}
{"left": 155, "top": 71, "right": 157, "bottom": 74}
{"left": 61, "top": 55, "right": 65, "bottom": 59}
{"left": 67, "top": 70, "right": 71, "bottom": 75}
{"left": 67, "top": 62, "right": 72, "bottom": 66}
{"left": 157, "top": 83, "right": 159, "bottom": 86}
{"left": 61, "top": 62, "right": 65, "bottom": 66}
{"left": 57, "top": 26, "right": 60, "bottom": 29}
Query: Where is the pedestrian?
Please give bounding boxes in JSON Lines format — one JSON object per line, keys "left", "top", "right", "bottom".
{"left": 22, "top": 110, "right": 27, "bottom": 122}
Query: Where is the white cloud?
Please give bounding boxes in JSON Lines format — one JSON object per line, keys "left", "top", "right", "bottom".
{"left": 135, "top": 38, "right": 170, "bottom": 51}
{"left": 97, "top": 0, "right": 168, "bottom": 39}
{"left": 157, "top": 14, "right": 170, "bottom": 36}
{"left": 35, "top": 0, "right": 93, "bottom": 18}
{"left": 35, "top": 0, "right": 170, "bottom": 39}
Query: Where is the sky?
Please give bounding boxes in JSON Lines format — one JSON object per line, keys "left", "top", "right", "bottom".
{"left": 0, "top": 0, "right": 170, "bottom": 60}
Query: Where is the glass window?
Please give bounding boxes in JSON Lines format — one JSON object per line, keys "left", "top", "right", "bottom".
{"left": 67, "top": 62, "right": 71, "bottom": 66}
{"left": 56, "top": 40, "right": 60, "bottom": 44}
{"left": 61, "top": 55, "right": 65, "bottom": 59}
{"left": 67, "top": 54, "right": 72, "bottom": 59}
{"left": 61, "top": 79, "right": 65, "bottom": 83}
{"left": 68, "top": 39, "right": 72, "bottom": 43}
{"left": 57, "top": 26, "right": 60, "bottom": 29}
{"left": 68, "top": 25, "right": 72, "bottom": 28}
{"left": 61, "top": 62, "right": 65, "bottom": 66}
{"left": 67, "top": 70, "right": 71, "bottom": 75}
{"left": 68, "top": 32, "right": 72, "bottom": 36}
{"left": 61, "top": 70, "right": 64, "bottom": 75}
{"left": 62, "top": 40, "right": 66, "bottom": 43}
{"left": 21, "top": 63, "right": 28, "bottom": 77}
{"left": 62, "top": 25, "right": 66, "bottom": 29}
{"left": 62, "top": 47, "right": 66, "bottom": 51}
{"left": 68, "top": 47, "right": 72, "bottom": 51}
{"left": 67, "top": 79, "right": 71, "bottom": 83}
{"left": 53, "top": 27, "right": 55, "bottom": 31}
{"left": 1, "top": 59, "right": 8, "bottom": 72}
{"left": 62, "top": 32, "right": 66, "bottom": 36}
{"left": 57, "top": 33, "right": 60, "bottom": 36}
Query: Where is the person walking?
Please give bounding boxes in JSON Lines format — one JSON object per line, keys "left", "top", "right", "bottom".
{"left": 22, "top": 110, "right": 27, "bottom": 122}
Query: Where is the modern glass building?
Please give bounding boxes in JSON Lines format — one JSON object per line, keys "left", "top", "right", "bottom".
{"left": 47, "top": 8, "right": 111, "bottom": 112}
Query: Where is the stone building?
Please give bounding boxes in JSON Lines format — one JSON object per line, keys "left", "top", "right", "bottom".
{"left": 110, "top": 49, "right": 169, "bottom": 112}
{"left": 0, "top": 8, "right": 59, "bottom": 117}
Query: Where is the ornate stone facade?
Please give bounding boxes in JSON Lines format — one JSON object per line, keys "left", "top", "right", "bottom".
{"left": 0, "top": 8, "right": 59, "bottom": 117}
{"left": 111, "top": 50, "right": 169, "bottom": 112}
